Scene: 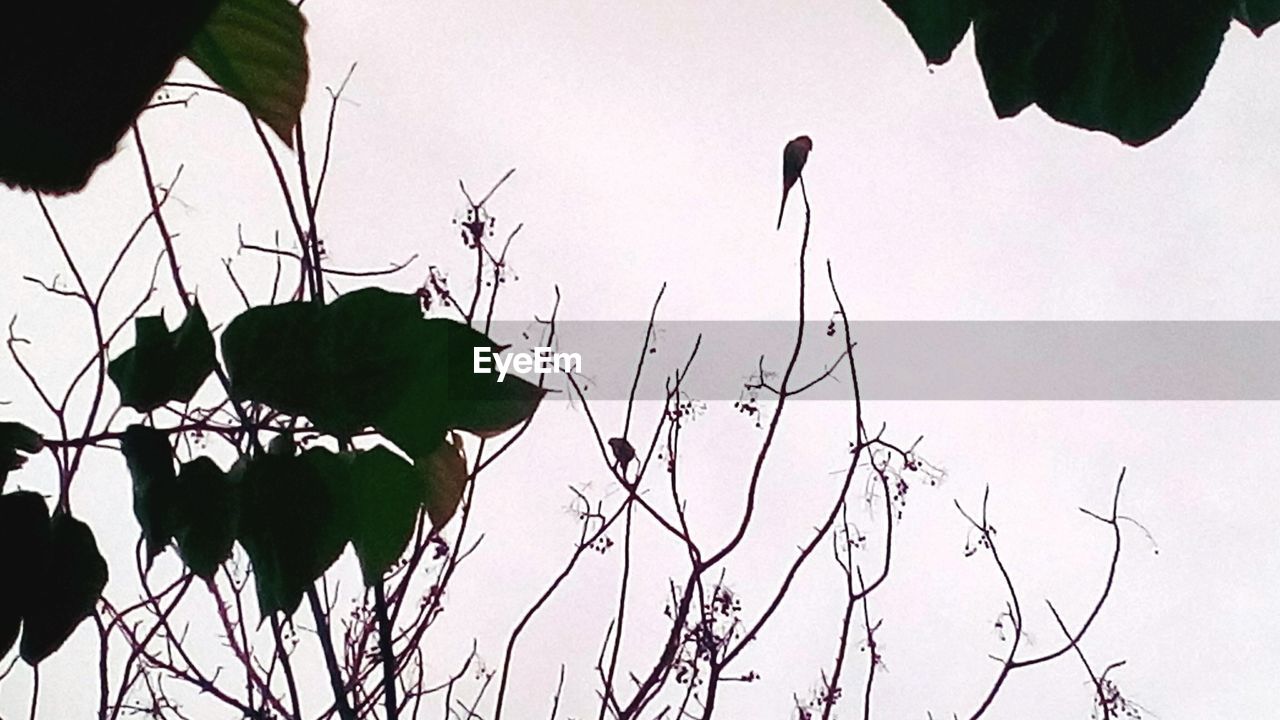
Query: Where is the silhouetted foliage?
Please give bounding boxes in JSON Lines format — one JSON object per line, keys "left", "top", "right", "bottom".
{"left": 885, "top": 0, "right": 1280, "bottom": 145}
{"left": 0, "top": 0, "right": 306, "bottom": 193}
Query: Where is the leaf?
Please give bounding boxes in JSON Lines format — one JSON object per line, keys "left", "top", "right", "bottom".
{"left": 0, "top": 422, "right": 43, "bottom": 490}
{"left": 173, "top": 457, "right": 238, "bottom": 579}
{"left": 109, "top": 305, "right": 217, "bottom": 412}
{"left": 421, "top": 435, "right": 469, "bottom": 530}
{"left": 314, "top": 289, "right": 440, "bottom": 437}
{"left": 374, "top": 314, "right": 546, "bottom": 457}
{"left": 222, "top": 300, "right": 324, "bottom": 419}
{"left": 1236, "top": 0, "right": 1280, "bottom": 35}
{"left": 0, "top": 423, "right": 42, "bottom": 454}
{"left": 972, "top": 0, "right": 1235, "bottom": 146}
{"left": 0, "top": 1, "right": 221, "bottom": 193}
{"left": 120, "top": 425, "right": 177, "bottom": 566}
{"left": 186, "top": 0, "right": 309, "bottom": 146}
{"left": 222, "top": 289, "right": 544, "bottom": 458}
{"left": 236, "top": 452, "right": 347, "bottom": 617}
{"left": 419, "top": 319, "right": 546, "bottom": 440}
{"left": 171, "top": 305, "right": 221, "bottom": 400}
{"left": 344, "top": 446, "right": 425, "bottom": 585}
{"left": 883, "top": 0, "right": 974, "bottom": 65}
{"left": 20, "top": 512, "right": 108, "bottom": 665}
{"left": 892, "top": 0, "right": 1247, "bottom": 145}
{"left": 970, "top": 3, "right": 1051, "bottom": 119}
{"left": 0, "top": 492, "right": 51, "bottom": 659}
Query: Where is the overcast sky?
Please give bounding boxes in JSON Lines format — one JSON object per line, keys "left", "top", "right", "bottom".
{"left": 2, "top": 2, "right": 1278, "bottom": 719}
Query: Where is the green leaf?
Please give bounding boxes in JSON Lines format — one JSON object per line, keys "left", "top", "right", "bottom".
{"left": 186, "top": 0, "right": 309, "bottom": 146}
{"left": 236, "top": 452, "right": 347, "bottom": 617}
{"left": 314, "top": 289, "right": 440, "bottom": 438}
{"left": 971, "top": 0, "right": 1235, "bottom": 146}
{"left": 222, "top": 300, "right": 324, "bottom": 419}
{"left": 374, "top": 312, "right": 545, "bottom": 457}
{"left": 171, "top": 305, "right": 221, "bottom": 400}
{"left": 20, "top": 512, "right": 108, "bottom": 665}
{"left": 0, "top": 492, "right": 51, "bottom": 659}
{"left": 883, "top": 0, "right": 974, "bottom": 65}
{"left": 109, "top": 305, "right": 217, "bottom": 412}
{"left": 0, "top": 422, "right": 43, "bottom": 491}
{"left": 120, "top": 425, "right": 177, "bottom": 567}
{"left": 344, "top": 446, "right": 425, "bottom": 585}
{"left": 0, "top": 1, "right": 220, "bottom": 193}
{"left": 422, "top": 319, "right": 546, "bottom": 439}
{"left": 0, "top": 423, "right": 42, "bottom": 454}
{"left": 970, "top": 3, "right": 1048, "bottom": 118}
{"left": 421, "top": 436, "right": 469, "bottom": 530}
{"left": 222, "top": 289, "right": 544, "bottom": 458}
{"left": 1236, "top": 0, "right": 1280, "bottom": 35}
{"left": 173, "top": 458, "right": 238, "bottom": 579}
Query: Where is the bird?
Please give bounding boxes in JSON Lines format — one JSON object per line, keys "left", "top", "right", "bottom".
{"left": 607, "top": 437, "right": 636, "bottom": 476}
{"left": 777, "top": 135, "right": 813, "bottom": 230}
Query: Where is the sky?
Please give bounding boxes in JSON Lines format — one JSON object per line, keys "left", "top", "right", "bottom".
{"left": 2, "top": 1, "right": 1279, "bottom": 718}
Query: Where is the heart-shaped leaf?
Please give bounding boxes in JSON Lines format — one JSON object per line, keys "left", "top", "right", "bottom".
{"left": 174, "top": 457, "right": 239, "bottom": 580}
{"left": 236, "top": 452, "right": 347, "bottom": 617}
{"left": 344, "top": 446, "right": 425, "bottom": 585}
{"left": 19, "top": 512, "right": 108, "bottom": 665}
{"left": 109, "top": 305, "right": 217, "bottom": 412}
{"left": 120, "top": 425, "right": 178, "bottom": 566}
{"left": 186, "top": 0, "right": 309, "bottom": 146}
{"left": 0, "top": 492, "right": 51, "bottom": 658}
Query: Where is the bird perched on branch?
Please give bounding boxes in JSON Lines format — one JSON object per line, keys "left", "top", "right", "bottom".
{"left": 777, "top": 135, "right": 812, "bottom": 230}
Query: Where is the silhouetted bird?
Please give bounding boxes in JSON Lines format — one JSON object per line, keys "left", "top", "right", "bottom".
{"left": 608, "top": 437, "right": 636, "bottom": 476}
{"left": 777, "top": 135, "right": 812, "bottom": 230}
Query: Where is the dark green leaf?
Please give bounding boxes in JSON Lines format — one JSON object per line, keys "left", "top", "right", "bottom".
{"left": 314, "top": 289, "right": 439, "bottom": 437}
{"left": 427, "top": 319, "right": 546, "bottom": 438}
{"left": 173, "top": 458, "right": 238, "bottom": 580}
{"left": 109, "top": 318, "right": 169, "bottom": 411}
{"left": 223, "top": 301, "right": 324, "bottom": 419}
{"left": 109, "top": 305, "right": 217, "bottom": 412}
{"left": 0, "top": 423, "right": 42, "bottom": 454}
{"left": 170, "top": 305, "right": 220, "bottom": 401}
{"left": 236, "top": 452, "right": 347, "bottom": 617}
{"left": 0, "top": 492, "right": 51, "bottom": 659}
{"left": 972, "top": 0, "right": 1235, "bottom": 146}
{"left": 971, "top": 3, "right": 1050, "bottom": 118}
{"left": 298, "top": 448, "right": 353, "bottom": 565}
{"left": 120, "top": 425, "right": 177, "bottom": 566}
{"left": 186, "top": 0, "right": 309, "bottom": 145}
{"left": 0, "top": 1, "right": 220, "bottom": 193}
{"left": 377, "top": 316, "right": 545, "bottom": 457}
{"left": 344, "top": 446, "right": 424, "bottom": 585}
{"left": 20, "top": 512, "right": 108, "bottom": 665}
{"left": 222, "top": 289, "right": 543, "bottom": 458}
{"left": 883, "top": 0, "right": 974, "bottom": 65}
{"left": 1236, "top": 0, "right": 1280, "bottom": 35}
{"left": 0, "top": 422, "right": 43, "bottom": 490}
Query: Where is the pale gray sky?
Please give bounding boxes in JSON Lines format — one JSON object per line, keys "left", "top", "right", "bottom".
{"left": 2, "top": 2, "right": 1278, "bottom": 719}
